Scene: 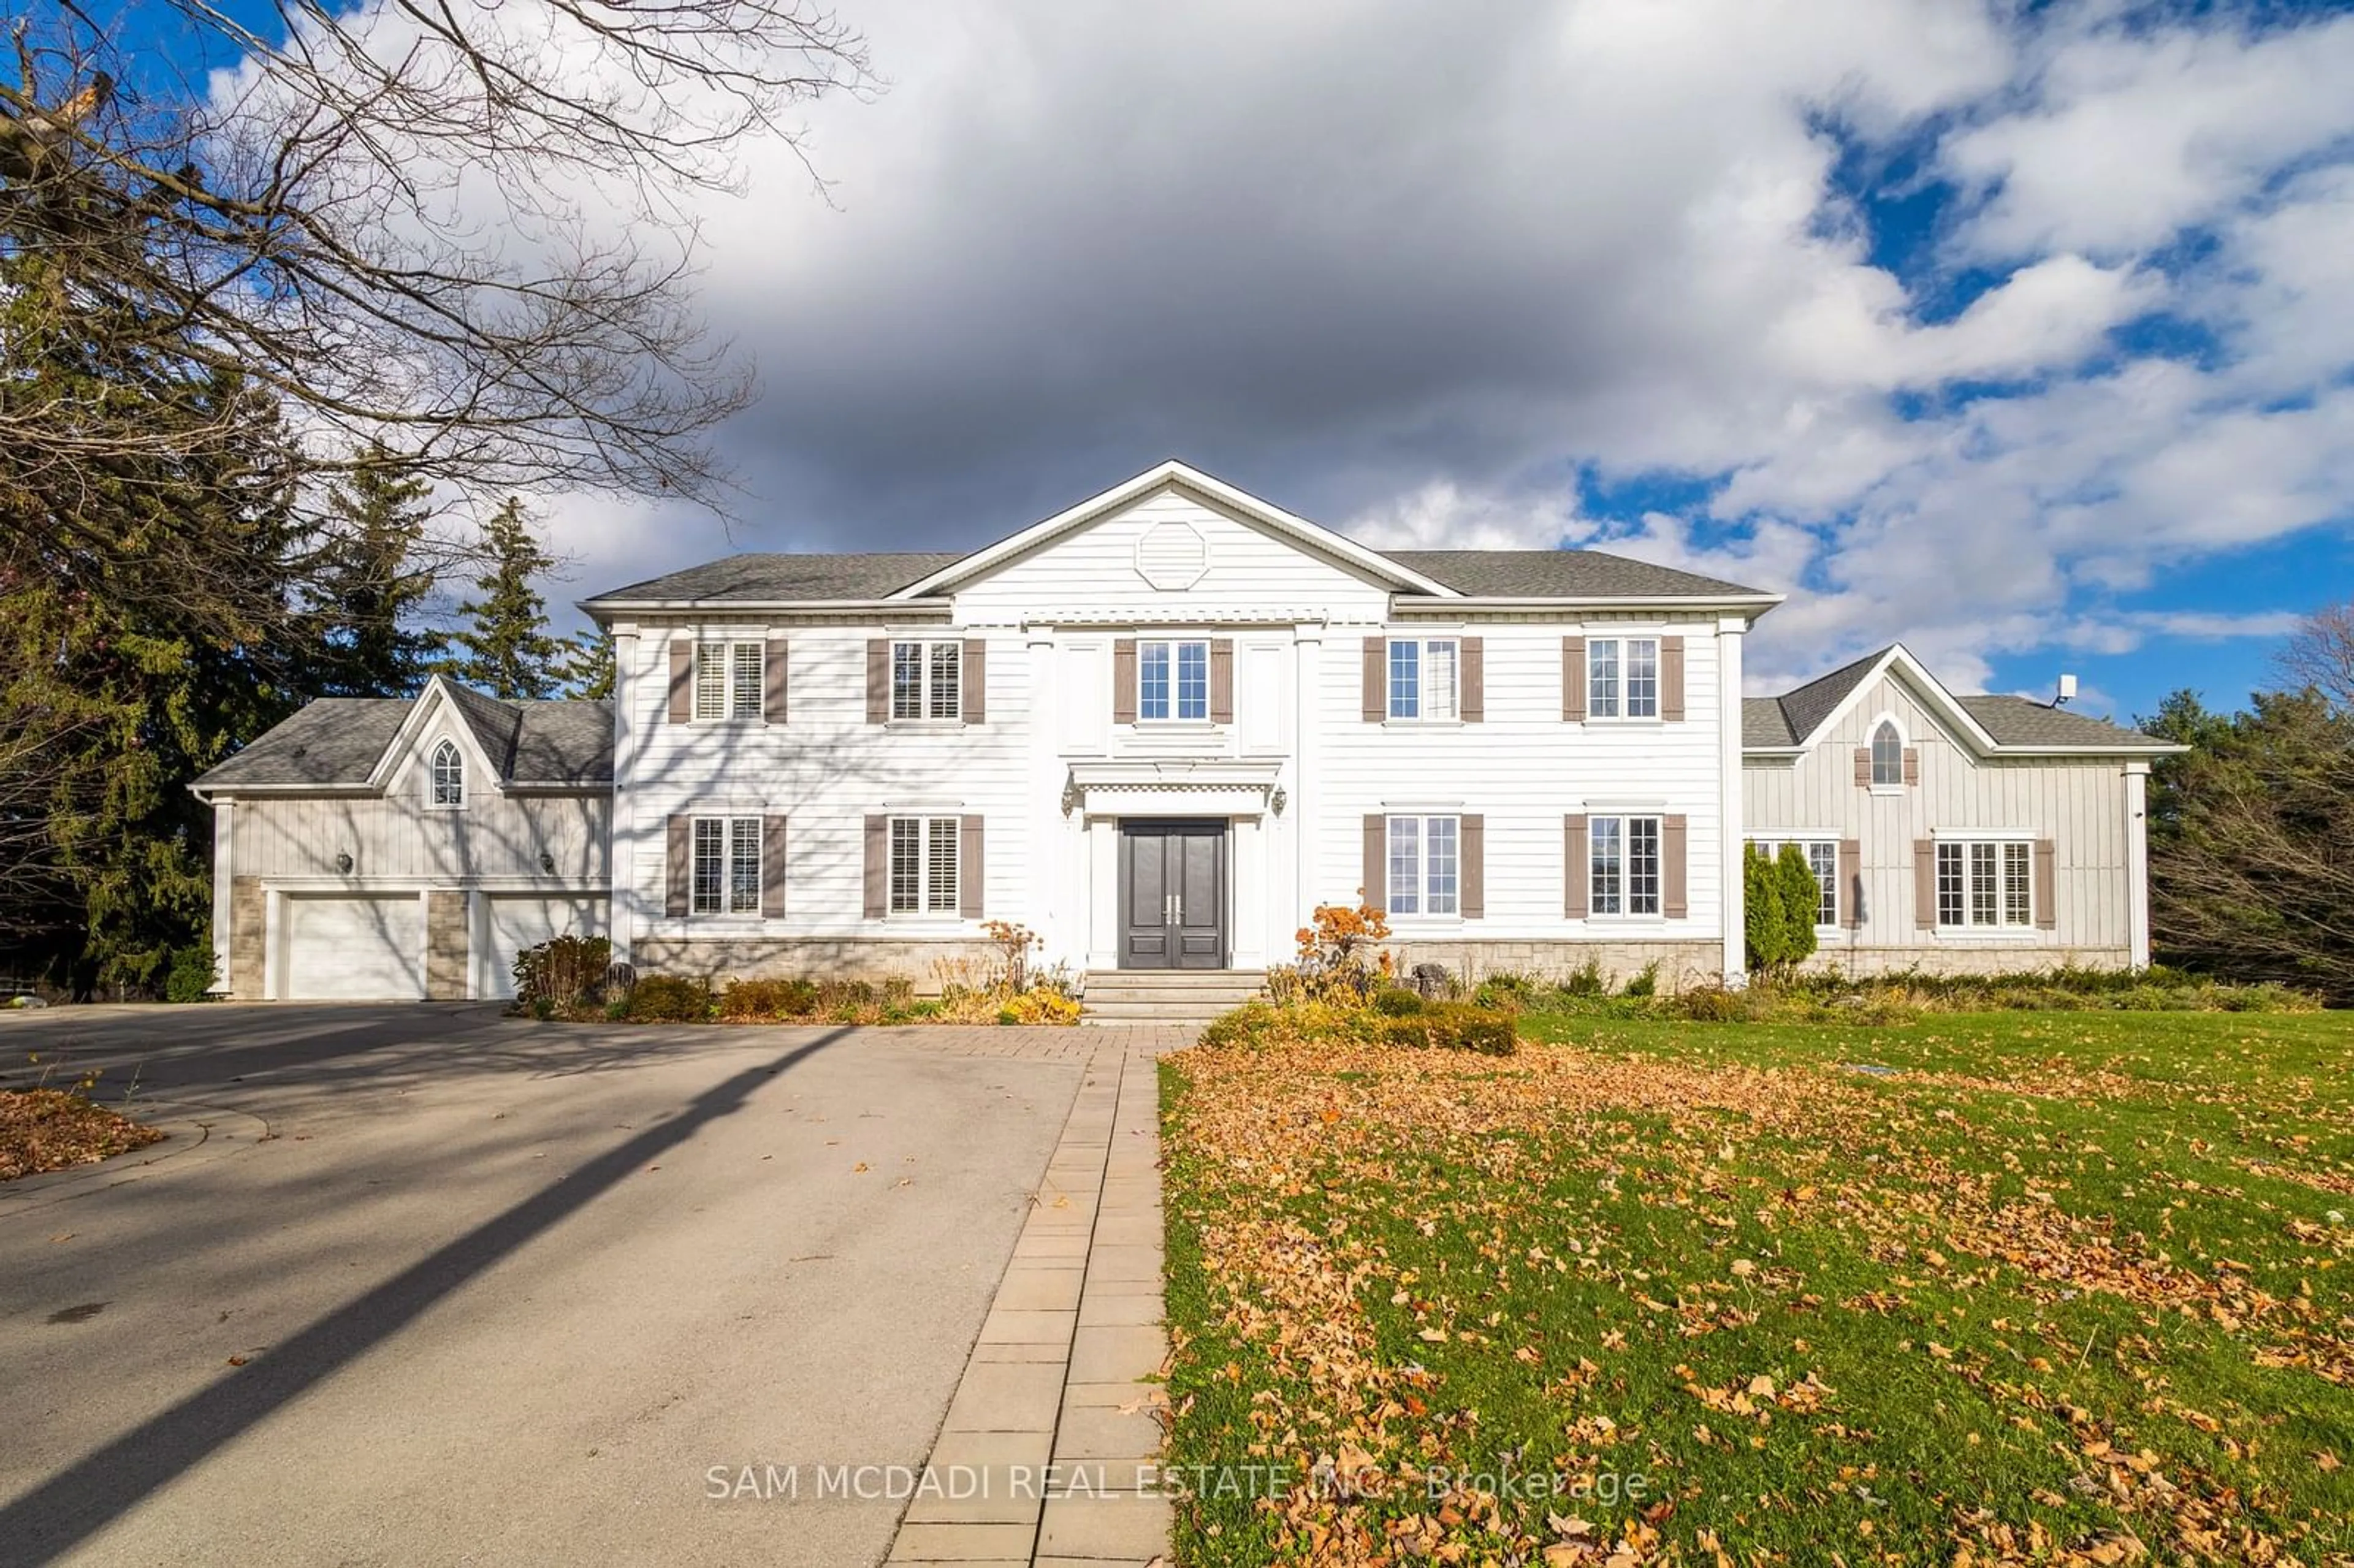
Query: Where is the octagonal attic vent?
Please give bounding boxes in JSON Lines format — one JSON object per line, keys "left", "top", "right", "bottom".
{"left": 1134, "top": 521, "right": 1209, "bottom": 590}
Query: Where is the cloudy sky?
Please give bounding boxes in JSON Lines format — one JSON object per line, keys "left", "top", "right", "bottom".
{"left": 295, "top": 1, "right": 2354, "bottom": 715}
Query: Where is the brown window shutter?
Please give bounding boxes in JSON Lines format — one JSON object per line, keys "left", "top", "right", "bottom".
{"left": 668, "top": 637, "right": 693, "bottom": 723}
{"left": 962, "top": 639, "right": 986, "bottom": 725}
{"left": 1663, "top": 813, "right": 1688, "bottom": 918}
{"left": 666, "top": 815, "right": 691, "bottom": 916}
{"left": 1660, "top": 637, "right": 1686, "bottom": 721}
{"left": 1362, "top": 637, "right": 1387, "bottom": 722}
{"left": 761, "top": 815, "right": 788, "bottom": 918}
{"left": 2034, "top": 839, "right": 2057, "bottom": 929}
{"left": 1853, "top": 747, "right": 1872, "bottom": 786}
{"left": 959, "top": 815, "right": 984, "bottom": 919}
{"left": 1561, "top": 637, "right": 1586, "bottom": 721}
{"left": 1838, "top": 839, "right": 1862, "bottom": 928}
{"left": 1460, "top": 814, "right": 1484, "bottom": 918}
{"left": 764, "top": 639, "right": 788, "bottom": 725}
{"left": 1209, "top": 638, "right": 1235, "bottom": 724}
{"left": 1564, "top": 815, "right": 1589, "bottom": 918}
{"left": 1113, "top": 639, "right": 1138, "bottom": 725}
{"left": 1913, "top": 839, "right": 1937, "bottom": 927}
{"left": 866, "top": 640, "right": 889, "bottom": 723}
{"left": 1362, "top": 814, "right": 1386, "bottom": 908}
{"left": 863, "top": 815, "right": 888, "bottom": 918}
{"left": 1902, "top": 747, "right": 1920, "bottom": 786}
{"left": 1459, "top": 637, "right": 1484, "bottom": 721}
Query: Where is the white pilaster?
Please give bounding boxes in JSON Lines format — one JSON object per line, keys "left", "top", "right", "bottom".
{"left": 1717, "top": 615, "right": 1748, "bottom": 986}
{"left": 607, "top": 625, "right": 639, "bottom": 968}
{"left": 208, "top": 796, "right": 234, "bottom": 993}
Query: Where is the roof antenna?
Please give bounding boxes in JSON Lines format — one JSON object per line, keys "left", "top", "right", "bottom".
{"left": 2052, "top": 672, "right": 2078, "bottom": 708}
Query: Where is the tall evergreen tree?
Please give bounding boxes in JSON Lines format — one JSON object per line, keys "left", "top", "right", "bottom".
{"left": 447, "top": 498, "right": 568, "bottom": 699}
{"left": 566, "top": 629, "right": 617, "bottom": 701}
{"left": 303, "top": 451, "right": 444, "bottom": 697}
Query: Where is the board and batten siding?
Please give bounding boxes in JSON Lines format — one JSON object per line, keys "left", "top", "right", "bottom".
{"left": 1317, "top": 615, "right": 1732, "bottom": 970}
{"left": 609, "top": 622, "right": 1031, "bottom": 970}
{"left": 230, "top": 766, "right": 609, "bottom": 884}
{"left": 1743, "top": 670, "right": 2136, "bottom": 969}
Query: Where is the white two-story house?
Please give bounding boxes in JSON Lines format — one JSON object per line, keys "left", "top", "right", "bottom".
{"left": 192, "top": 461, "right": 2173, "bottom": 1001}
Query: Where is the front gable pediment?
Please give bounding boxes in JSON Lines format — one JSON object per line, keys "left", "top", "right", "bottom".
{"left": 891, "top": 462, "right": 1459, "bottom": 610}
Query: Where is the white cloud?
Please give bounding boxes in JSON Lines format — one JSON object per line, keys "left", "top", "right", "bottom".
{"left": 259, "top": 0, "right": 2350, "bottom": 704}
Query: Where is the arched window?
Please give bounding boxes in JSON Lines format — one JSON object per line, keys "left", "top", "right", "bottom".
{"left": 430, "top": 739, "right": 465, "bottom": 807}
{"left": 1870, "top": 720, "right": 1905, "bottom": 786}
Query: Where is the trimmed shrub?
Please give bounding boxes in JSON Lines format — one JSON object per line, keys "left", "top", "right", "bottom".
{"left": 627, "top": 974, "right": 710, "bottom": 1022}
{"left": 164, "top": 941, "right": 218, "bottom": 1003}
{"left": 1373, "top": 988, "right": 1426, "bottom": 1016}
{"left": 514, "top": 934, "right": 612, "bottom": 1013}
{"left": 719, "top": 978, "right": 818, "bottom": 1019}
{"left": 1379, "top": 1003, "right": 1517, "bottom": 1055}
{"left": 1621, "top": 961, "right": 1659, "bottom": 999}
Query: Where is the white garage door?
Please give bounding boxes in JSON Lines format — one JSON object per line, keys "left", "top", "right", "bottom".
{"left": 478, "top": 893, "right": 609, "bottom": 1000}
{"left": 283, "top": 894, "right": 425, "bottom": 1000}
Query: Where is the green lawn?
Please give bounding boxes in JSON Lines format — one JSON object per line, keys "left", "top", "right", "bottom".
{"left": 1160, "top": 1011, "right": 2354, "bottom": 1566}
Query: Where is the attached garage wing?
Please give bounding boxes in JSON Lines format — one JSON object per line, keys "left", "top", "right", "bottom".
{"left": 477, "top": 893, "right": 609, "bottom": 1000}
{"left": 283, "top": 894, "right": 425, "bottom": 1000}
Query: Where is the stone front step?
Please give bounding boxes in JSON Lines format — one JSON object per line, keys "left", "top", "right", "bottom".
{"left": 1080, "top": 970, "right": 1265, "bottom": 1026}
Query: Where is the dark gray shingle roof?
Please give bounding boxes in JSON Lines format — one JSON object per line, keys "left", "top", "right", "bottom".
{"left": 192, "top": 689, "right": 612, "bottom": 790}
{"left": 588, "top": 552, "right": 962, "bottom": 605}
{"left": 587, "top": 544, "right": 1767, "bottom": 606}
{"left": 1743, "top": 697, "right": 1799, "bottom": 748}
{"left": 1772, "top": 646, "right": 1892, "bottom": 744}
{"left": 1957, "top": 695, "right": 2174, "bottom": 750}
{"left": 1385, "top": 550, "right": 1768, "bottom": 599}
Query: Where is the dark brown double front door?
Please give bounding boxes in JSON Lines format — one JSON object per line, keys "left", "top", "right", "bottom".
{"left": 1118, "top": 819, "right": 1226, "bottom": 970}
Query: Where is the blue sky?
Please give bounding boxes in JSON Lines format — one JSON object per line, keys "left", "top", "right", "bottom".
{"left": 138, "top": 0, "right": 2354, "bottom": 720}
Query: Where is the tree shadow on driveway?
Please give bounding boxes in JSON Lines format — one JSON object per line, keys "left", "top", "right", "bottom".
{"left": 0, "top": 1025, "right": 857, "bottom": 1565}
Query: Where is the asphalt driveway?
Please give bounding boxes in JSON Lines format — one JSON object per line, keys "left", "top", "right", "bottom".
{"left": 0, "top": 1005, "right": 1094, "bottom": 1567}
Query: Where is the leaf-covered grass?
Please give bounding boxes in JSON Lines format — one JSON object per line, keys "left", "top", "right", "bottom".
{"left": 1161, "top": 1010, "right": 2354, "bottom": 1566}
{"left": 1, "top": 1088, "right": 165, "bottom": 1181}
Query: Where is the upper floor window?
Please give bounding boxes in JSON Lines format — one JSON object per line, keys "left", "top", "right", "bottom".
{"left": 691, "top": 816, "right": 762, "bottom": 915}
{"left": 1587, "top": 637, "right": 1659, "bottom": 720}
{"left": 1139, "top": 639, "right": 1209, "bottom": 721}
{"left": 1385, "top": 814, "right": 1460, "bottom": 916}
{"left": 1388, "top": 637, "right": 1458, "bottom": 721}
{"left": 429, "top": 739, "right": 464, "bottom": 807}
{"left": 888, "top": 815, "right": 961, "bottom": 914}
{"left": 892, "top": 641, "right": 961, "bottom": 721}
{"left": 695, "top": 642, "right": 764, "bottom": 721}
{"left": 1937, "top": 839, "right": 2032, "bottom": 929}
{"left": 1871, "top": 720, "right": 1905, "bottom": 786}
{"left": 1590, "top": 814, "right": 1661, "bottom": 916}
{"left": 1754, "top": 838, "right": 1837, "bottom": 926}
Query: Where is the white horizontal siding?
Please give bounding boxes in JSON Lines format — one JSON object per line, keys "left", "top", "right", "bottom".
{"left": 1316, "top": 620, "right": 1730, "bottom": 938}
{"left": 614, "top": 625, "right": 1033, "bottom": 950}
{"left": 231, "top": 787, "right": 608, "bottom": 883}
{"left": 948, "top": 490, "right": 1395, "bottom": 626}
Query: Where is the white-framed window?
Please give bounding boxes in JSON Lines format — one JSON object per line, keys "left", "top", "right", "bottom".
{"left": 1138, "top": 639, "right": 1210, "bottom": 721}
{"left": 1753, "top": 837, "right": 1838, "bottom": 926}
{"left": 891, "top": 641, "right": 961, "bottom": 721}
{"left": 1936, "top": 839, "right": 2032, "bottom": 929}
{"left": 1388, "top": 637, "right": 1459, "bottom": 721}
{"left": 1384, "top": 814, "right": 1460, "bottom": 916}
{"left": 888, "top": 815, "right": 961, "bottom": 915}
{"left": 693, "top": 642, "right": 764, "bottom": 721}
{"left": 1587, "top": 637, "right": 1659, "bottom": 720}
{"left": 1590, "top": 815, "right": 1661, "bottom": 916}
{"left": 691, "top": 816, "right": 762, "bottom": 915}
{"left": 429, "top": 739, "right": 465, "bottom": 808}
{"left": 1871, "top": 719, "right": 1905, "bottom": 786}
